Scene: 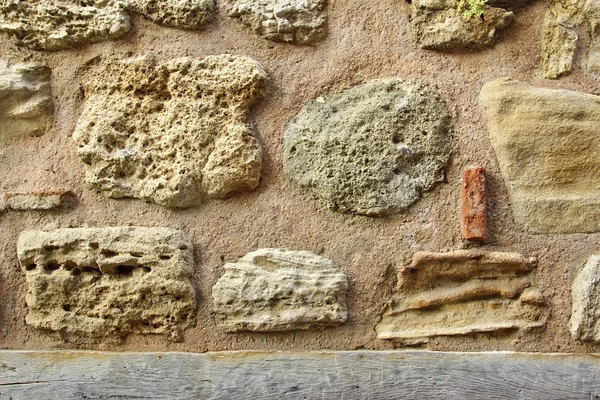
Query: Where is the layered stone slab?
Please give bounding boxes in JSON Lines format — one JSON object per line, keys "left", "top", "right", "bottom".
{"left": 0, "top": 60, "right": 53, "bottom": 142}
{"left": 73, "top": 55, "right": 266, "bottom": 208}
{"left": 376, "top": 250, "right": 548, "bottom": 343}
{"left": 212, "top": 248, "right": 348, "bottom": 332}
{"left": 283, "top": 79, "right": 452, "bottom": 216}
{"left": 480, "top": 78, "right": 600, "bottom": 233}
{"left": 570, "top": 254, "right": 600, "bottom": 342}
{"left": 17, "top": 227, "right": 196, "bottom": 343}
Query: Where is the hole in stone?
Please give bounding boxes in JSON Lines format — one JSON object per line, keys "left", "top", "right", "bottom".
{"left": 153, "top": 322, "right": 162, "bottom": 329}
{"left": 89, "top": 243, "right": 99, "bottom": 249}
{"left": 101, "top": 249, "right": 118, "bottom": 257}
{"left": 179, "top": 245, "right": 188, "bottom": 250}
{"left": 220, "top": 255, "right": 225, "bottom": 262}
{"left": 290, "top": 146, "right": 297, "bottom": 154}
{"left": 130, "top": 252, "right": 142, "bottom": 258}
{"left": 63, "top": 304, "right": 71, "bottom": 312}
{"left": 82, "top": 266, "right": 95, "bottom": 274}
{"left": 45, "top": 262, "right": 60, "bottom": 272}
{"left": 43, "top": 245, "right": 58, "bottom": 251}
{"left": 116, "top": 265, "right": 135, "bottom": 276}
{"left": 72, "top": 268, "right": 82, "bottom": 276}
{"left": 392, "top": 135, "right": 400, "bottom": 144}
{"left": 63, "top": 261, "right": 77, "bottom": 271}
{"left": 159, "top": 255, "right": 171, "bottom": 260}
{"left": 25, "top": 264, "right": 37, "bottom": 271}
{"left": 142, "top": 266, "right": 152, "bottom": 273}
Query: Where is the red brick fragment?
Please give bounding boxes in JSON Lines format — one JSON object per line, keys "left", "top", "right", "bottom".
{"left": 461, "top": 166, "right": 487, "bottom": 242}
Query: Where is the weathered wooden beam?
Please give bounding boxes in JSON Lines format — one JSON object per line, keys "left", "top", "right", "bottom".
{"left": 0, "top": 350, "right": 599, "bottom": 399}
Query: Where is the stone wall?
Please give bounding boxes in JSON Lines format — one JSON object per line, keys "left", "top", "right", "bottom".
{"left": 0, "top": 0, "right": 599, "bottom": 355}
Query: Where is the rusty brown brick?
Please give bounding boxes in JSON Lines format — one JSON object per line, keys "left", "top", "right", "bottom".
{"left": 461, "top": 166, "right": 487, "bottom": 242}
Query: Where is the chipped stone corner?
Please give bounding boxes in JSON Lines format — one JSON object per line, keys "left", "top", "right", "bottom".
{"left": 376, "top": 250, "right": 548, "bottom": 344}
{"left": 0, "top": 59, "right": 53, "bottom": 142}
{"left": 17, "top": 227, "right": 197, "bottom": 344}
{"left": 570, "top": 254, "right": 600, "bottom": 342}
{"left": 212, "top": 248, "right": 348, "bottom": 332}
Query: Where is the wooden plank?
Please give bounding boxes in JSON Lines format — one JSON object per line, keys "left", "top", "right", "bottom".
{"left": 0, "top": 350, "right": 599, "bottom": 399}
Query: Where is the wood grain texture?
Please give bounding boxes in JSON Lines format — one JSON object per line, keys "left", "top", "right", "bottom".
{"left": 0, "top": 350, "right": 599, "bottom": 399}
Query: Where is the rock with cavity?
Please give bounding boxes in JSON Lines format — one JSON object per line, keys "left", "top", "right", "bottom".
{"left": 570, "top": 255, "right": 600, "bottom": 342}
{"left": 130, "top": 0, "right": 215, "bottom": 29}
{"left": 0, "top": 0, "right": 131, "bottom": 50}
{"left": 376, "top": 250, "right": 548, "bottom": 344}
{"left": 17, "top": 227, "right": 196, "bottom": 344}
{"left": 73, "top": 55, "right": 266, "bottom": 208}
{"left": 0, "top": 60, "right": 53, "bottom": 142}
{"left": 212, "top": 249, "right": 348, "bottom": 332}
{"left": 481, "top": 78, "right": 600, "bottom": 233}
{"left": 229, "top": 0, "right": 327, "bottom": 45}
{"left": 283, "top": 79, "right": 452, "bottom": 216}
{"left": 409, "top": 0, "right": 513, "bottom": 50}
{"left": 3, "top": 190, "right": 76, "bottom": 211}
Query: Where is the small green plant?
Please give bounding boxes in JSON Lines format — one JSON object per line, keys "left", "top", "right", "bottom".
{"left": 456, "top": 0, "right": 488, "bottom": 20}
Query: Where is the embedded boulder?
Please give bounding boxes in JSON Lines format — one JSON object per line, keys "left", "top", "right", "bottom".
{"left": 229, "top": 0, "right": 327, "bottom": 45}
{"left": 283, "top": 79, "right": 452, "bottom": 216}
{"left": 409, "top": 0, "right": 513, "bottom": 50}
{"left": 17, "top": 227, "right": 196, "bottom": 344}
{"left": 480, "top": 78, "right": 600, "bottom": 233}
{"left": 212, "top": 249, "right": 348, "bottom": 332}
{"left": 0, "top": 60, "right": 53, "bottom": 142}
{"left": 73, "top": 55, "right": 266, "bottom": 208}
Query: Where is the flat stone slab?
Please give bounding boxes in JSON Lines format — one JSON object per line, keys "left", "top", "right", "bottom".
{"left": 17, "top": 227, "right": 196, "bottom": 344}
{"left": 0, "top": 350, "right": 599, "bottom": 399}
{"left": 212, "top": 248, "right": 348, "bottom": 332}
{"left": 570, "top": 254, "right": 600, "bottom": 342}
{"left": 481, "top": 78, "right": 600, "bottom": 233}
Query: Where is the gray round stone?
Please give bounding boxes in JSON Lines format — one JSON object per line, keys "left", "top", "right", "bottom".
{"left": 283, "top": 79, "right": 452, "bottom": 216}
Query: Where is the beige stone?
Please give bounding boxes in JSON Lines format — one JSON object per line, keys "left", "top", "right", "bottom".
{"left": 0, "top": 0, "right": 131, "bottom": 51}
{"left": 570, "top": 255, "right": 600, "bottom": 342}
{"left": 376, "top": 250, "right": 547, "bottom": 343}
{"left": 212, "top": 248, "right": 348, "bottom": 332}
{"left": 585, "top": 0, "right": 600, "bottom": 73}
{"left": 480, "top": 78, "right": 600, "bottom": 233}
{"left": 129, "top": 0, "right": 215, "bottom": 29}
{"left": 410, "top": 0, "right": 513, "bottom": 50}
{"left": 17, "top": 227, "right": 196, "bottom": 344}
{"left": 3, "top": 190, "right": 75, "bottom": 211}
{"left": 229, "top": 0, "right": 327, "bottom": 45}
{"left": 0, "top": 60, "right": 53, "bottom": 142}
{"left": 73, "top": 55, "right": 266, "bottom": 208}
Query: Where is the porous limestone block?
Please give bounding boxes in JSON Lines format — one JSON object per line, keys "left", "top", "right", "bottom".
{"left": 0, "top": 60, "right": 53, "bottom": 142}
{"left": 570, "top": 255, "right": 600, "bottom": 342}
{"left": 283, "top": 79, "right": 452, "bottom": 216}
{"left": 212, "top": 249, "right": 348, "bottom": 332}
{"left": 17, "top": 227, "right": 196, "bottom": 344}
{"left": 129, "top": 0, "right": 215, "bottom": 29}
{"left": 409, "top": 0, "right": 513, "bottom": 50}
{"left": 3, "top": 190, "right": 75, "bottom": 211}
{"left": 229, "top": 0, "right": 327, "bottom": 45}
{"left": 0, "top": 0, "right": 131, "bottom": 50}
{"left": 481, "top": 78, "right": 600, "bottom": 233}
{"left": 376, "top": 250, "right": 548, "bottom": 344}
{"left": 73, "top": 55, "right": 266, "bottom": 208}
